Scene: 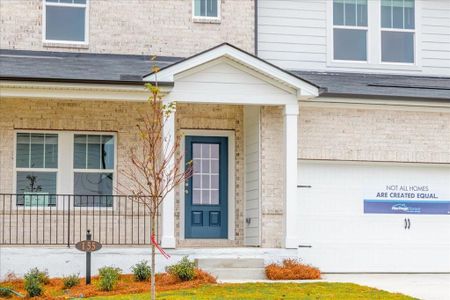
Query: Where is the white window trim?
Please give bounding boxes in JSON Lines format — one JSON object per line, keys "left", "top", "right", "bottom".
{"left": 179, "top": 129, "right": 235, "bottom": 241}
{"left": 42, "top": 0, "right": 89, "bottom": 46}
{"left": 379, "top": 0, "right": 419, "bottom": 66}
{"left": 13, "top": 130, "right": 117, "bottom": 209}
{"left": 326, "top": 0, "right": 421, "bottom": 71}
{"left": 192, "top": 0, "right": 221, "bottom": 22}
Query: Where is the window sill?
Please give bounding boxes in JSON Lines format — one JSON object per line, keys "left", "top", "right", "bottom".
{"left": 43, "top": 41, "right": 89, "bottom": 49}
{"left": 327, "top": 61, "right": 421, "bottom": 72}
{"left": 192, "top": 17, "right": 221, "bottom": 24}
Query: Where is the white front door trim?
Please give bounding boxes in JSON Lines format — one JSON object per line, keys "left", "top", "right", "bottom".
{"left": 178, "top": 129, "right": 236, "bottom": 241}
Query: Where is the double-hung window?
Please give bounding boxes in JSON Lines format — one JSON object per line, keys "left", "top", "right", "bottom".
{"left": 43, "top": 0, "right": 88, "bottom": 43}
{"left": 15, "top": 132, "right": 115, "bottom": 207}
{"left": 73, "top": 134, "right": 114, "bottom": 207}
{"left": 381, "top": 0, "right": 415, "bottom": 63}
{"left": 15, "top": 133, "right": 58, "bottom": 206}
{"left": 333, "top": 0, "right": 368, "bottom": 61}
{"left": 193, "top": 0, "right": 219, "bottom": 19}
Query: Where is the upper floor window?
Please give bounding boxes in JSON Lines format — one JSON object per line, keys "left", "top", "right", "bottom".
{"left": 381, "top": 0, "right": 415, "bottom": 63}
{"left": 333, "top": 0, "right": 368, "bottom": 61}
{"left": 43, "top": 0, "right": 88, "bottom": 43}
{"left": 193, "top": 0, "right": 219, "bottom": 19}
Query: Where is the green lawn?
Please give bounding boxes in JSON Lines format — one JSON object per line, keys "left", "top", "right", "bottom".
{"left": 88, "top": 282, "right": 416, "bottom": 300}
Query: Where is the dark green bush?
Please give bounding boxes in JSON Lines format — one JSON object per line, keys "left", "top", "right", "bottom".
{"left": 98, "top": 266, "right": 122, "bottom": 291}
{"left": 166, "top": 256, "right": 195, "bottom": 281}
{"left": 131, "top": 260, "right": 152, "bottom": 282}
{"left": 24, "top": 268, "right": 49, "bottom": 297}
{"left": 62, "top": 273, "right": 80, "bottom": 289}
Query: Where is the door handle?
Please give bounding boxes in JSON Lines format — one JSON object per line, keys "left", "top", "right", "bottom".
{"left": 404, "top": 218, "right": 407, "bottom": 229}
{"left": 407, "top": 218, "right": 411, "bottom": 229}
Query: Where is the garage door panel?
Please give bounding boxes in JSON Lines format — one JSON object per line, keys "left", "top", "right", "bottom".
{"left": 297, "top": 215, "right": 407, "bottom": 244}
{"left": 297, "top": 161, "right": 450, "bottom": 272}
{"left": 298, "top": 242, "right": 450, "bottom": 273}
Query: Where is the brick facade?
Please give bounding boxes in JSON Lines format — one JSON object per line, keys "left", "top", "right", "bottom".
{"left": 0, "top": 0, "right": 254, "bottom": 56}
{"left": 0, "top": 98, "right": 149, "bottom": 194}
{"left": 299, "top": 106, "right": 450, "bottom": 164}
{"left": 260, "top": 106, "right": 284, "bottom": 248}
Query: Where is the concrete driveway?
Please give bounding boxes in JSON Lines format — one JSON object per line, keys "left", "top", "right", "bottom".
{"left": 322, "top": 274, "right": 450, "bottom": 300}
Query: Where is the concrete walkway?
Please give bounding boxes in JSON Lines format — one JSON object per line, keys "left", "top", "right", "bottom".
{"left": 221, "top": 274, "right": 450, "bottom": 300}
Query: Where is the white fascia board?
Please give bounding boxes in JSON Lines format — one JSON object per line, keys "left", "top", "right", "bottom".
{"left": 0, "top": 80, "right": 171, "bottom": 102}
{"left": 144, "top": 44, "right": 319, "bottom": 98}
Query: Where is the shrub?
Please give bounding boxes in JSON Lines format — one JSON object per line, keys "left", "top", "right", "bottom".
{"left": 131, "top": 260, "right": 152, "bottom": 282}
{"left": 24, "top": 268, "right": 49, "bottom": 297}
{"left": 265, "top": 259, "right": 321, "bottom": 280}
{"left": 98, "top": 266, "right": 122, "bottom": 291}
{"left": 62, "top": 273, "right": 80, "bottom": 289}
{"left": 166, "top": 256, "right": 196, "bottom": 281}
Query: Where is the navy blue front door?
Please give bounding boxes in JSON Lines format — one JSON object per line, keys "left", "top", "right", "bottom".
{"left": 185, "top": 136, "right": 228, "bottom": 239}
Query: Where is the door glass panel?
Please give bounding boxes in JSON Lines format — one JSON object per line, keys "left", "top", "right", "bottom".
{"left": 192, "top": 143, "right": 220, "bottom": 205}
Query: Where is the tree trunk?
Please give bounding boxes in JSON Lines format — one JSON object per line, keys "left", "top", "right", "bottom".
{"left": 151, "top": 212, "right": 156, "bottom": 300}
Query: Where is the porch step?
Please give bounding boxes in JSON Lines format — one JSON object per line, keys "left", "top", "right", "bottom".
{"left": 195, "top": 258, "right": 266, "bottom": 280}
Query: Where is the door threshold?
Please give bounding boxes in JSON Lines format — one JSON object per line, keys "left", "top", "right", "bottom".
{"left": 178, "top": 239, "right": 239, "bottom": 248}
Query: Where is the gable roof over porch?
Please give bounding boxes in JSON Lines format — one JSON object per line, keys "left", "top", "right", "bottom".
{"left": 143, "top": 43, "right": 320, "bottom": 104}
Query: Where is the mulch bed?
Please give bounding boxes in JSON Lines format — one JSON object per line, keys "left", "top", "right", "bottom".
{"left": 1, "top": 269, "right": 216, "bottom": 299}
{"left": 265, "top": 259, "right": 321, "bottom": 280}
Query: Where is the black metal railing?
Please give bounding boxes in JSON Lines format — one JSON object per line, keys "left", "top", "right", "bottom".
{"left": 0, "top": 194, "right": 156, "bottom": 246}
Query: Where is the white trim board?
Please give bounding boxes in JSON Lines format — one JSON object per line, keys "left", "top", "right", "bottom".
{"left": 0, "top": 81, "right": 152, "bottom": 102}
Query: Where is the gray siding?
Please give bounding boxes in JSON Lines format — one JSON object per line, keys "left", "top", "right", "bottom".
{"left": 258, "top": 0, "right": 450, "bottom": 76}
{"left": 244, "top": 106, "right": 261, "bottom": 246}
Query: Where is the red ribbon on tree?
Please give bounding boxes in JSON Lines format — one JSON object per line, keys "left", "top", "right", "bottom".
{"left": 151, "top": 234, "right": 171, "bottom": 259}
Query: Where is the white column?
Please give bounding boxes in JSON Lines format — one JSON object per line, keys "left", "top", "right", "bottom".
{"left": 284, "top": 103, "right": 299, "bottom": 249}
{"left": 161, "top": 101, "right": 176, "bottom": 248}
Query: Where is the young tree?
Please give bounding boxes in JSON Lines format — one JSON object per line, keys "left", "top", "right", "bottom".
{"left": 120, "top": 69, "right": 192, "bottom": 299}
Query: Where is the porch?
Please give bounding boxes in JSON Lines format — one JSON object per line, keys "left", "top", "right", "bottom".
{"left": 0, "top": 44, "right": 319, "bottom": 250}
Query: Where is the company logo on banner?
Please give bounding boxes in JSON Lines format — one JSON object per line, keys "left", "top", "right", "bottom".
{"left": 364, "top": 185, "right": 450, "bottom": 215}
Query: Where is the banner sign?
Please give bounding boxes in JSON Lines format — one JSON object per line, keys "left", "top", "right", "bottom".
{"left": 364, "top": 185, "right": 450, "bottom": 215}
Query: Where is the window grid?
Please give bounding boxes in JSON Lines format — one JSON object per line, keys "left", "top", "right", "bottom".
{"left": 333, "top": 0, "right": 368, "bottom": 61}
{"left": 192, "top": 144, "right": 219, "bottom": 205}
{"left": 16, "top": 133, "right": 58, "bottom": 169}
{"left": 381, "top": 0, "right": 415, "bottom": 30}
{"left": 193, "top": 0, "right": 219, "bottom": 18}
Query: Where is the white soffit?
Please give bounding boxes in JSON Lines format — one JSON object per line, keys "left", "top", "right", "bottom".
{"left": 143, "top": 43, "right": 319, "bottom": 98}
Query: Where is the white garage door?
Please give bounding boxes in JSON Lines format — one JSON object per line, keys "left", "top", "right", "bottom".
{"left": 297, "top": 161, "right": 450, "bottom": 273}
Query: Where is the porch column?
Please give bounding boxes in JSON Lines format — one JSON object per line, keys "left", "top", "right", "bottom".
{"left": 284, "top": 103, "right": 299, "bottom": 249}
{"left": 161, "top": 102, "right": 176, "bottom": 248}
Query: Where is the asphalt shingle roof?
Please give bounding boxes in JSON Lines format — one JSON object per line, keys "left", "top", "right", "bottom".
{"left": 0, "top": 49, "right": 181, "bottom": 83}
{"left": 1, "top": 49, "right": 449, "bottom": 100}
{"left": 293, "top": 70, "right": 450, "bottom": 101}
